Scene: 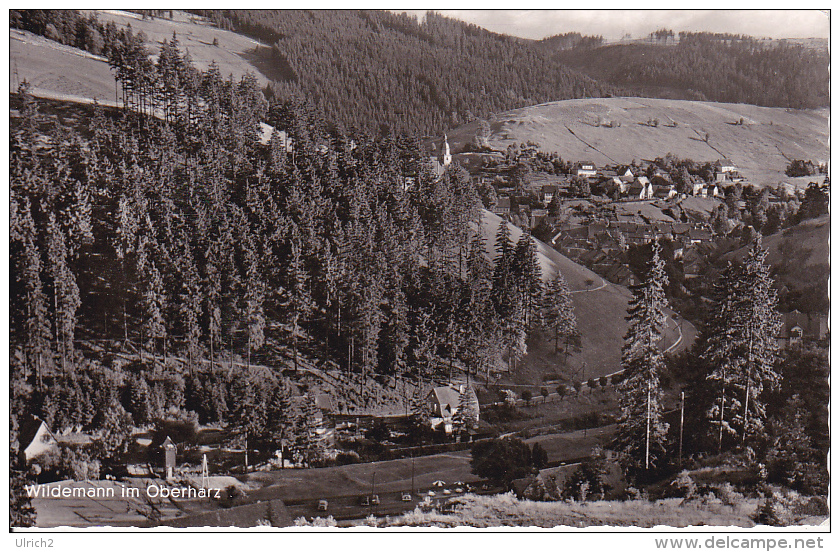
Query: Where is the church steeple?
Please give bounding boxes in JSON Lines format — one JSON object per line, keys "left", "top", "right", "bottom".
{"left": 439, "top": 134, "right": 452, "bottom": 167}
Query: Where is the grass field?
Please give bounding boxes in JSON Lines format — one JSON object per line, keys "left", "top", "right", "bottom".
{"left": 10, "top": 10, "right": 272, "bottom": 105}
{"left": 240, "top": 450, "right": 479, "bottom": 504}
{"left": 448, "top": 97, "right": 828, "bottom": 188}
{"left": 89, "top": 10, "right": 272, "bottom": 86}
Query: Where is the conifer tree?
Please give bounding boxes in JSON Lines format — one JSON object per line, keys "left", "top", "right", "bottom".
{"left": 513, "top": 230, "right": 543, "bottom": 327}
{"left": 15, "top": 198, "right": 51, "bottom": 386}
{"left": 295, "top": 393, "right": 326, "bottom": 467}
{"left": 614, "top": 240, "right": 670, "bottom": 474}
{"left": 700, "top": 261, "right": 746, "bottom": 452}
{"left": 452, "top": 385, "right": 480, "bottom": 436}
{"left": 738, "top": 236, "right": 783, "bottom": 443}
{"left": 267, "top": 377, "right": 295, "bottom": 447}
{"left": 46, "top": 213, "right": 80, "bottom": 377}
{"left": 541, "top": 270, "right": 580, "bottom": 357}
{"left": 492, "top": 221, "right": 527, "bottom": 370}
{"left": 229, "top": 368, "right": 270, "bottom": 470}
{"left": 702, "top": 237, "right": 782, "bottom": 449}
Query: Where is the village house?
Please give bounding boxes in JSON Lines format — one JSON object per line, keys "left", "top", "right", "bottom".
{"left": 777, "top": 310, "right": 829, "bottom": 347}
{"left": 529, "top": 208, "right": 548, "bottom": 229}
{"left": 493, "top": 196, "right": 511, "bottom": 217}
{"left": 653, "top": 184, "right": 678, "bottom": 200}
{"left": 426, "top": 384, "right": 480, "bottom": 434}
{"left": 574, "top": 161, "right": 597, "bottom": 178}
{"left": 715, "top": 159, "right": 737, "bottom": 174}
{"left": 626, "top": 176, "right": 653, "bottom": 200}
{"left": 540, "top": 184, "right": 558, "bottom": 205}
{"left": 18, "top": 417, "right": 95, "bottom": 464}
{"left": 684, "top": 227, "right": 713, "bottom": 245}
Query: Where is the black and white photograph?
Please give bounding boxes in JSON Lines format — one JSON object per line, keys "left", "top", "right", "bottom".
{"left": 7, "top": 7, "right": 830, "bottom": 535}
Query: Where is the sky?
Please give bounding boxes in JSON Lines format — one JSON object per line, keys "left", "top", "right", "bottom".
{"left": 398, "top": 9, "right": 829, "bottom": 41}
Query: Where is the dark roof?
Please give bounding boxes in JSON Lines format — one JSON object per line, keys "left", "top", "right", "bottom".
{"left": 510, "top": 476, "right": 535, "bottom": 497}
{"left": 781, "top": 311, "right": 828, "bottom": 339}
{"left": 496, "top": 197, "right": 511, "bottom": 210}
{"left": 688, "top": 228, "right": 712, "bottom": 240}
{"left": 429, "top": 386, "right": 462, "bottom": 417}
{"left": 163, "top": 499, "right": 293, "bottom": 528}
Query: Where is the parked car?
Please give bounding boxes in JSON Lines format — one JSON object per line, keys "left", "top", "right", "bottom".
{"left": 371, "top": 494, "right": 380, "bottom": 505}
{"left": 359, "top": 495, "right": 370, "bottom": 506}
{"left": 317, "top": 499, "right": 329, "bottom": 511}
{"left": 401, "top": 492, "right": 412, "bottom": 502}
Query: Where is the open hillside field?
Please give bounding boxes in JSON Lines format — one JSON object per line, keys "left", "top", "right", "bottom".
{"left": 480, "top": 210, "right": 690, "bottom": 383}
{"left": 10, "top": 10, "right": 271, "bottom": 103}
{"left": 241, "top": 450, "right": 478, "bottom": 504}
{"left": 10, "top": 29, "right": 117, "bottom": 101}
{"left": 726, "top": 215, "right": 829, "bottom": 275}
{"left": 448, "top": 97, "right": 828, "bottom": 188}
{"left": 88, "top": 10, "right": 272, "bottom": 85}
{"left": 723, "top": 215, "right": 829, "bottom": 313}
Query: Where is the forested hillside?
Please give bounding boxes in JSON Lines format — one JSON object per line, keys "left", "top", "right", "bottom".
{"left": 552, "top": 33, "right": 829, "bottom": 108}
{"left": 193, "top": 10, "right": 620, "bottom": 134}
{"left": 10, "top": 31, "right": 563, "bottom": 439}
{"left": 11, "top": 10, "right": 827, "bottom": 136}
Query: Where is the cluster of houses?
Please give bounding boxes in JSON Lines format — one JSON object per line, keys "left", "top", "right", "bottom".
{"left": 575, "top": 159, "right": 742, "bottom": 199}
{"left": 554, "top": 220, "right": 714, "bottom": 252}
{"left": 550, "top": 219, "right": 714, "bottom": 287}
{"left": 487, "top": 159, "right": 742, "bottom": 224}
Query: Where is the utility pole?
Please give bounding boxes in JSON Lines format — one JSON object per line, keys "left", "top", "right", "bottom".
{"left": 678, "top": 391, "right": 685, "bottom": 468}
{"left": 411, "top": 455, "right": 415, "bottom": 496}
{"left": 645, "top": 379, "right": 651, "bottom": 470}
{"left": 370, "top": 470, "right": 376, "bottom": 517}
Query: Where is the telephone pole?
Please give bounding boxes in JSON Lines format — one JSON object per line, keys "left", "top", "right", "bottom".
{"left": 678, "top": 390, "right": 685, "bottom": 467}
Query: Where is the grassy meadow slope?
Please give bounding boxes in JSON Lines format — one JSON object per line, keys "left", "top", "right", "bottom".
{"left": 480, "top": 210, "right": 688, "bottom": 383}
{"left": 723, "top": 214, "right": 829, "bottom": 313}
{"left": 10, "top": 10, "right": 272, "bottom": 103}
{"left": 448, "top": 97, "right": 828, "bottom": 188}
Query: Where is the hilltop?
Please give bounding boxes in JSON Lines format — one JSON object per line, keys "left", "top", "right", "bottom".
{"left": 550, "top": 36, "right": 828, "bottom": 109}
{"left": 446, "top": 97, "right": 828, "bottom": 188}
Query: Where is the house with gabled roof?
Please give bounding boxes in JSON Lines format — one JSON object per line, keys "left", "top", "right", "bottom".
{"left": 626, "top": 177, "right": 653, "bottom": 200}
{"left": 575, "top": 161, "right": 597, "bottom": 178}
{"left": 493, "top": 196, "right": 511, "bottom": 216}
{"left": 715, "top": 159, "right": 736, "bottom": 173}
{"left": 426, "top": 384, "right": 479, "bottom": 434}
{"left": 19, "top": 417, "right": 58, "bottom": 462}
{"left": 540, "top": 184, "right": 558, "bottom": 205}
{"left": 653, "top": 185, "right": 678, "bottom": 200}
{"left": 18, "top": 416, "right": 95, "bottom": 464}
{"left": 777, "top": 310, "right": 828, "bottom": 346}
